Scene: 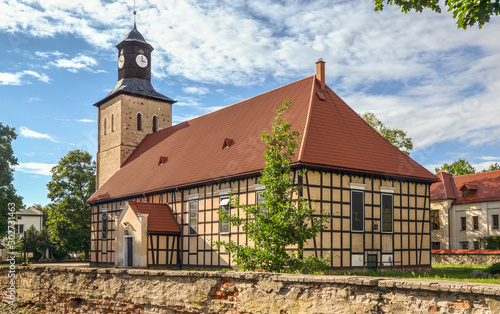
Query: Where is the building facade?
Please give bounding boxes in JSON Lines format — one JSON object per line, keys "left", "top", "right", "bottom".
{"left": 430, "top": 170, "right": 500, "bottom": 250}
{"left": 13, "top": 206, "right": 43, "bottom": 235}
{"left": 87, "top": 24, "right": 437, "bottom": 270}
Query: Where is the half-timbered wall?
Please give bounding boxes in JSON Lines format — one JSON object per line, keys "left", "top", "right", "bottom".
{"left": 91, "top": 169, "right": 431, "bottom": 269}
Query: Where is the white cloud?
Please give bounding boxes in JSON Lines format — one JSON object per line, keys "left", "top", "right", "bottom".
{"left": 183, "top": 86, "right": 209, "bottom": 95}
{"left": 15, "top": 162, "right": 56, "bottom": 176}
{"left": 0, "top": 70, "right": 49, "bottom": 85}
{"left": 19, "top": 126, "right": 59, "bottom": 142}
{"left": 1, "top": 0, "right": 500, "bottom": 150}
{"left": 76, "top": 119, "right": 95, "bottom": 123}
{"left": 50, "top": 54, "right": 98, "bottom": 73}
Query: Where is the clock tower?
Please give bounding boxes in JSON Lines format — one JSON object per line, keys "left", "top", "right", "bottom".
{"left": 93, "top": 22, "right": 175, "bottom": 189}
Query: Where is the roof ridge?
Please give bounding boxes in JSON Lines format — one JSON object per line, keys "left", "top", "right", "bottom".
{"left": 454, "top": 169, "right": 500, "bottom": 178}
{"left": 298, "top": 76, "right": 316, "bottom": 161}
{"left": 174, "top": 76, "right": 316, "bottom": 126}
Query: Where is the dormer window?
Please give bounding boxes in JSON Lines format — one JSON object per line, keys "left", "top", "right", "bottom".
{"left": 460, "top": 184, "right": 477, "bottom": 198}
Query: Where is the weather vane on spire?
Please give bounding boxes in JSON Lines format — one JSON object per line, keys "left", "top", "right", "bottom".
{"left": 133, "top": 0, "right": 137, "bottom": 29}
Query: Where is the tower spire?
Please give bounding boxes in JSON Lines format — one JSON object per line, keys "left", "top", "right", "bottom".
{"left": 133, "top": 0, "right": 137, "bottom": 29}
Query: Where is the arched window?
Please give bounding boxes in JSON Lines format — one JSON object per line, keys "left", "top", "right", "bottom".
{"left": 111, "top": 114, "right": 114, "bottom": 132}
{"left": 103, "top": 118, "right": 107, "bottom": 135}
{"left": 152, "top": 115, "right": 157, "bottom": 133}
{"left": 137, "top": 113, "right": 142, "bottom": 131}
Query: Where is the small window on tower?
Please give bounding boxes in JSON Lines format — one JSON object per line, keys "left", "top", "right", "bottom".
{"left": 111, "top": 114, "right": 114, "bottom": 132}
{"left": 152, "top": 115, "right": 157, "bottom": 133}
{"left": 137, "top": 113, "right": 142, "bottom": 131}
{"left": 104, "top": 118, "right": 107, "bottom": 135}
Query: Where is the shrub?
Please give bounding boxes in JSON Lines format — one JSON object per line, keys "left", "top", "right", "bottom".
{"left": 488, "top": 263, "right": 500, "bottom": 274}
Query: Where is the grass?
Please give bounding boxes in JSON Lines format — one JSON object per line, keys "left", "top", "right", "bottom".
{"left": 335, "top": 264, "right": 500, "bottom": 284}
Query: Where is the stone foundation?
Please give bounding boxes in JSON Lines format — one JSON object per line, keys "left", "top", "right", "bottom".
{"left": 1, "top": 266, "right": 500, "bottom": 313}
{"left": 432, "top": 250, "right": 500, "bottom": 265}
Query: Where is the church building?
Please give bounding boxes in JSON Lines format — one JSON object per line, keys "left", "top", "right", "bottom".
{"left": 87, "top": 23, "right": 437, "bottom": 270}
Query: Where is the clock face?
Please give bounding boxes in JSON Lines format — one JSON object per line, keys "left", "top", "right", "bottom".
{"left": 118, "top": 55, "right": 124, "bottom": 69}
{"left": 136, "top": 54, "right": 148, "bottom": 68}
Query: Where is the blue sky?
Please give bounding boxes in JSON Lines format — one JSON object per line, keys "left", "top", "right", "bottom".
{"left": 1, "top": 0, "right": 499, "bottom": 207}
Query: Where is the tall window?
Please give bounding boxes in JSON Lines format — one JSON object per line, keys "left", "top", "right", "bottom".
{"left": 351, "top": 190, "right": 364, "bottom": 231}
{"left": 431, "top": 210, "right": 440, "bottom": 230}
{"left": 256, "top": 190, "right": 266, "bottom": 212}
{"left": 460, "top": 217, "right": 466, "bottom": 231}
{"left": 137, "top": 113, "right": 142, "bottom": 131}
{"left": 189, "top": 200, "right": 198, "bottom": 235}
{"left": 219, "top": 197, "right": 230, "bottom": 234}
{"left": 103, "top": 118, "right": 107, "bottom": 135}
{"left": 493, "top": 215, "right": 499, "bottom": 229}
{"left": 111, "top": 114, "right": 114, "bottom": 132}
{"left": 152, "top": 115, "right": 157, "bottom": 133}
{"left": 473, "top": 216, "right": 479, "bottom": 230}
{"left": 381, "top": 194, "right": 393, "bottom": 233}
{"left": 102, "top": 210, "right": 108, "bottom": 239}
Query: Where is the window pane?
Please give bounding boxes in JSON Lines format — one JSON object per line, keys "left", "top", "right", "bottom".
{"left": 381, "top": 194, "right": 393, "bottom": 232}
{"left": 189, "top": 200, "right": 198, "bottom": 235}
{"left": 351, "top": 191, "right": 364, "bottom": 231}
{"left": 220, "top": 197, "right": 230, "bottom": 234}
{"left": 431, "top": 210, "right": 440, "bottom": 230}
{"left": 256, "top": 191, "right": 267, "bottom": 212}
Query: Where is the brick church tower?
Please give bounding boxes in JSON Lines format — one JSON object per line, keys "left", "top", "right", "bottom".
{"left": 93, "top": 21, "right": 175, "bottom": 188}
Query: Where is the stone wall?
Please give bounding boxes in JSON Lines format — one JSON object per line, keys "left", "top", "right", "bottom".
{"left": 432, "top": 250, "right": 500, "bottom": 265}
{"left": 2, "top": 266, "right": 500, "bottom": 313}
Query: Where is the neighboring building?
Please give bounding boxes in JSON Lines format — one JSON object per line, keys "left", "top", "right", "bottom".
{"left": 14, "top": 206, "right": 44, "bottom": 235}
{"left": 430, "top": 170, "right": 500, "bottom": 250}
{"left": 87, "top": 23, "right": 437, "bottom": 270}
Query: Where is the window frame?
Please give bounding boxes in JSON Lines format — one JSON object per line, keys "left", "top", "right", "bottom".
{"left": 381, "top": 193, "right": 394, "bottom": 233}
{"left": 460, "top": 216, "right": 466, "bottom": 231}
{"left": 431, "top": 241, "right": 441, "bottom": 250}
{"left": 14, "top": 224, "right": 24, "bottom": 234}
{"left": 102, "top": 209, "right": 108, "bottom": 239}
{"left": 136, "top": 112, "right": 142, "bottom": 131}
{"left": 350, "top": 190, "right": 364, "bottom": 232}
{"left": 188, "top": 199, "right": 199, "bottom": 235}
{"left": 431, "top": 210, "right": 440, "bottom": 230}
{"left": 460, "top": 241, "right": 469, "bottom": 250}
{"left": 152, "top": 115, "right": 158, "bottom": 133}
{"left": 219, "top": 196, "right": 231, "bottom": 234}
{"left": 493, "top": 215, "right": 499, "bottom": 230}
{"left": 473, "top": 216, "right": 479, "bottom": 230}
{"left": 256, "top": 190, "right": 267, "bottom": 213}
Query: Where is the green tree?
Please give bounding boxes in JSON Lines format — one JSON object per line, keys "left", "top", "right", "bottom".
{"left": 215, "top": 100, "right": 328, "bottom": 273}
{"left": 435, "top": 159, "right": 476, "bottom": 175}
{"left": 361, "top": 112, "right": 413, "bottom": 155}
{"left": 0, "top": 122, "right": 24, "bottom": 236}
{"left": 373, "top": 0, "right": 500, "bottom": 29}
{"left": 25, "top": 225, "right": 41, "bottom": 261}
{"left": 46, "top": 150, "right": 95, "bottom": 259}
{"left": 483, "top": 163, "right": 500, "bottom": 172}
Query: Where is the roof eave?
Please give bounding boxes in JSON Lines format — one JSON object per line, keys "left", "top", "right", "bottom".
{"left": 93, "top": 90, "right": 176, "bottom": 107}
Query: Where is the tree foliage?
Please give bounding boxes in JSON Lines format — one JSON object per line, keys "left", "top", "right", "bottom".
{"left": 435, "top": 159, "right": 476, "bottom": 175}
{"left": 24, "top": 225, "right": 52, "bottom": 261}
{"left": 483, "top": 162, "right": 500, "bottom": 172}
{"left": 214, "top": 100, "right": 328, "bottom": 273}
{"left": 46, "top": 150, "right": 95, "bottom": 258}
{"left": 361, "top": 112, "right": 413, "bottom": 155}
{"left": 373, "top": 0, "right": 500, "bottom": 29}
{"left": 0, "top": 122, "right": 24, "bottom": 235}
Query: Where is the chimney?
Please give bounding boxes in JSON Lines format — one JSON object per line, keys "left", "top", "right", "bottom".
{"left": 316, "top": 58, "right": 326, "bottom": 90}
{"left": 439, "top": 169, "right": 449, "bottom": 174}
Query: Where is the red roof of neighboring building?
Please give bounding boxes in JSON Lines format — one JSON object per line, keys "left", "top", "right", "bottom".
{"left": 88, "top": 76, "right": 436, "bottom": 204}
{"left": 431, "top": 170, "right": 500, "bottom": 204}
{"left": 128, "top": 201, "right": 180, "bottom": 234}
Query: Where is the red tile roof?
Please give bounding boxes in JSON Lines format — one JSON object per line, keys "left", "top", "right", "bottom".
{"left": 88, "top": 76, "right": 436, "bottom": 204}
{"left": 128, "top": 201, "right": 180, "bottom": 234}
{"left": 431, "top": 170, "right": 500, "bottom": 204}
